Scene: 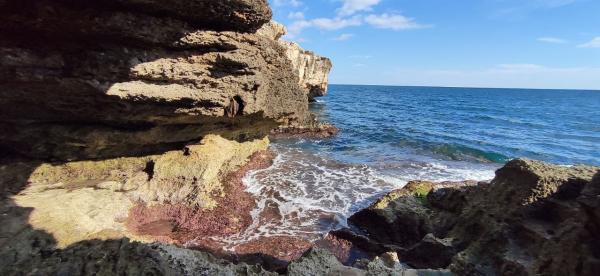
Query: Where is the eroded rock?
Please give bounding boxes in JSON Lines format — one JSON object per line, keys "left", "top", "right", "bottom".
{"left": 347, "top": 159, "right": 600, "bottom": 275}
{"left": 0, "top": 0, "right": 311, "bottom": 161}
{"left": 5, "top": 135, "right": 269, "bottom": 248}
{"left": 257, "top": 21, "right": 333, "bottom": 102}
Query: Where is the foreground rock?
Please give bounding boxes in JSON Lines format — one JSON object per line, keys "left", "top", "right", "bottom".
{"left": 347, "top": 159, "right": 600, "bottom": 275}
{"left": 1, "top": 135, "right": 270, "bottom": 248}
{"left": 287, "top": 247, "right": 451, "bottom": 276}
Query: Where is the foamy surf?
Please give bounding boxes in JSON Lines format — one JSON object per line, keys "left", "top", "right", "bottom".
{"left": 216, "top": 144, "right": 498, "bottom": 249}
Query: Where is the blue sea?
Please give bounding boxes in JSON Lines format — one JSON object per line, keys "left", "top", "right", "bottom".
{"left": 228, "top": 85, "right": 600, "bottom": 245}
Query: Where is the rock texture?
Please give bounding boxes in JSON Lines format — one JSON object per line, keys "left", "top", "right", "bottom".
{"left": 257, "top": 21, "right": 333, "bottom": 102}
{"left": 0, "top": 0, "right": 311, "bottom": 161}
{"left": 348, "top": 159, "right": 600, "bottom": 275}
{"left": 287, "top": 247, "right": 452, "bottom": 276}
{"left": 0, "top": 236, "right": 277, "bottom": 276}
{"left": 2, "top": 135, "right": 269, "bottom": 248}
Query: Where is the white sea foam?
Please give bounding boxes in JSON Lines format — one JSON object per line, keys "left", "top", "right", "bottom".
{"left": 216, "top": 146, "right": 498, "bottom": 249}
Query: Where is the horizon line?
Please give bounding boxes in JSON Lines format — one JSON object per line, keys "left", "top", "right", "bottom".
{"left": 329, "top": 83, "right": 600, "bottom": 92}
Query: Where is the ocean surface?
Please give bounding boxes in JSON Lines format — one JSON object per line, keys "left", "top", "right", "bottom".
{"left": 226, "top": 85, "right": 600, "bottom": 247}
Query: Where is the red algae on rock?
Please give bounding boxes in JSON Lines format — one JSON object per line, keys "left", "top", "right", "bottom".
{"left": 126, "top": 150, "right": 277, "bottom": 245}
{"left": 234, "top": 236, "right": 313, "bottom": 263}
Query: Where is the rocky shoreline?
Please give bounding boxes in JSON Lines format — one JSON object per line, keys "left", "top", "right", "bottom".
{"left": 1, "top": 1, "right": 599, "bottom": 275}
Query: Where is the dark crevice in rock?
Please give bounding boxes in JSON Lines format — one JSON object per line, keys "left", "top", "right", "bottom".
{"left": 143, "top": 160, "right": 156, "bottom": 181}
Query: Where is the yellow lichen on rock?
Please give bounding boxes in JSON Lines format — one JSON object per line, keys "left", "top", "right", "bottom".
{"left": 11, "top": 135, "right": 270, "bottom": 248}
{"left": 13, "top": 185, "right": 133, "bottom": 248}
{"left": 130, "top": 134, "right": 270, "bottom": 208}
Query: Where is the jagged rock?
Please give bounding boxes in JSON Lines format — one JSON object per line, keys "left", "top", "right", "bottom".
{"left": 256, "top": 21, "right": 287, "bottom": 40}
{"left": 348, "top": 159, "right": 600, "bottom": 275}
{"left": 0, "top": 236, "right": 276, "bottom": 276}
{"left": 281, "top": 41, "right": 333, "bottom": 102}
{"left": 0, "top": 0, "right": 311, "bottom": 160}
{"left": 287, "top": 247, "right": 452, "bottom": 276}
{"left": 257, "top": 21, "right": 333, "bottom": 102}
{"left": 403, "top": 234, "right": 456, "bottom": 269}
{"left": 348, "top": 181, "right": 440, "bottom": 247}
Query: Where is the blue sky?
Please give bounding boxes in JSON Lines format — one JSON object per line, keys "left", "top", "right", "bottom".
{"left": 270, "top": 0, "right": 600, "bottom": 90}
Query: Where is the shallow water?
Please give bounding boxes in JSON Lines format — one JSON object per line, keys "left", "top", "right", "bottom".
{"left": 227, "top": 85, "right": 600, "bottom": 246}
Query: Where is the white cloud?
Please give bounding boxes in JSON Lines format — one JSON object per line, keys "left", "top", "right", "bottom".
{"left": 286, "top": 16, "right": 362, "bottom": 38}
{"left": 311, "top": 16, "right": 363, "bottom": 30}
{"left": 578, "top": 37, "right": 600, "bottom": 48}
{"left": 537, "top": 37, "right": 567, "bottom": 44}
{"left": 288, "top": 11, "right": 305, "bottom": 20}
{"left": 337, "top": 0, "right": 381, "bottom": 16}
{"left": 364, "top": 14, "right": 429, "bottom": 30}
{"left": 333, "top": 33, "right": 355, "bottom": 41}
{"left": 273, "top": 0, "right": 302, "bottom": 7}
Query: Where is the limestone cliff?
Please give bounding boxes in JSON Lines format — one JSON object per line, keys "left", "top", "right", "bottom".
{"left": 0, "top": 0, "right": 311, "bottom": 161}
{"left": 0, "top": 0, "right": 335, "bottom": 274}
{"left": 258, "top": 21, "right": 333, "bottom": 102}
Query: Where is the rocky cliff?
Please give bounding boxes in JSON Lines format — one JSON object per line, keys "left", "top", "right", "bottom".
{"left": 0, "top": 0, "right": 313, "bottom": 161}
{"left": 345, "top": 159, "right": 600, "bottom": 275}
{"left": 257, "top": 21, "right": 333, "bottom": 102}
{"left": 0, "top": 0, "right": 337, "bottom": 274}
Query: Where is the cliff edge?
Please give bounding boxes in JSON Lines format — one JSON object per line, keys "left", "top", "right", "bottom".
{"left": 257, "top": 21, "right": 333, "bottom": 102}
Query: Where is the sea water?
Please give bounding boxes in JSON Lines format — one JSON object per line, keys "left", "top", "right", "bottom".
{"left": 226, "top": 85, "right": 600, "bottom": 246}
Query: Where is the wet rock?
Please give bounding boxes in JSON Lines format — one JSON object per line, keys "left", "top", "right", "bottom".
{"left": 270, "top": 123, "right": 339, "bottom": 139}
{"left": 349, "top": 159, "right": 600, "bottom": 275}
{"left": 235, "top": 236, "right": 313, "bottom": 271}
{"left": 348, "top": 181, "right": 438, "bottom": 247}
{"left": 403, "top": 234, "right": 456, "bottom": 269}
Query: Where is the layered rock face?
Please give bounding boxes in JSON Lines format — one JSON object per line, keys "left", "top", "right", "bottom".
{"left": 347, "top": 159, "right": 600, "bottom": 275}
{"left": 0, "top": 0, "right": 310, "bottom": 161}
{"left": 0, "top": 0, "right": 339, "bottom": 274}
{"left": 257, "top": 21, "right": 333, "bottom": 102}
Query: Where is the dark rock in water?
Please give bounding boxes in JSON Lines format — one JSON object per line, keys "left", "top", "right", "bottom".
{"left": 347, "top": 159, "right": 600, "bottom": 275}
{"left": 270, "top": 123, "right": 339, "bottom": 139}
{"left": 348, "top": 180, "right": 473, "bottom": 247}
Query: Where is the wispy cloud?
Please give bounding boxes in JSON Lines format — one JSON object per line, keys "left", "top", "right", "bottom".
{"left": 537, "top": 37, "right": 568, "bottom": 44}
{"left": 578, "top": 37, "right": 600, "bottom": 48}
{"left": 287, "top": 16, "right": 362, "bottom": 38}
{"left": 337, "top": 0, "right": 381, "bottom": 16}
{"left": 283, "top": 0, "right": 429, "bottom": 41}
{"left": 288, "top": 11, "right": 305, "bottom": 20}
{"left": 273, "top": 0, "right": 302, "bottom": 7}
{"left": 364, "top": 13, "right": 430, "bottom": 30}
{"left": 333, "top": 33, "right": 355, "bottom": 41}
